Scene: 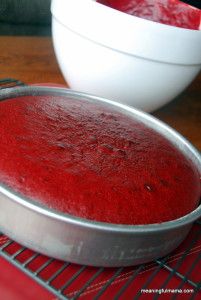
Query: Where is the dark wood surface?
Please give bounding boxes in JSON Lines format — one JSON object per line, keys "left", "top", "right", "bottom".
{"left": 0, "top": 36, "right": 200, "bottom": 150}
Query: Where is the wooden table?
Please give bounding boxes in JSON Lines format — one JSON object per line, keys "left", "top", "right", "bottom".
{"left": 0, "top": 35, "right": 201, "bottom": 152}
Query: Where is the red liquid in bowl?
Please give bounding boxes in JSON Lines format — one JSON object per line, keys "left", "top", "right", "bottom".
{"left": 0, "top": 95, "right": 200, "bottom": 225}
{"left": 97, "top": 0, "right": 201, "bottom": 30}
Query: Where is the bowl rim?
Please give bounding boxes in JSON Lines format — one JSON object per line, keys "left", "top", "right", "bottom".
{"left": 51, "top": 0, "right": 201, "bottom": 65}
{"left": 0, "top": 85, "right": 201, "bottom": 234}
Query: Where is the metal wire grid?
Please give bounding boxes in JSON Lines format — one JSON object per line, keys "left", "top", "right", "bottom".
{"left": 0, "top": 222, "right": 201, "bottom": 300}
{"left": 0, "top": 78, "right": 25, "bottom": 89}
{"left": 0, "top": 78, "right": 201, "bottom": 299}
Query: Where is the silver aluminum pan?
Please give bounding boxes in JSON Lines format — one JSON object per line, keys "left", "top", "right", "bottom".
{"left": 0, "top": 86, "right": 200, "bottom": 267}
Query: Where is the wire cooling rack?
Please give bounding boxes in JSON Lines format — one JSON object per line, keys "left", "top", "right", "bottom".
{"left": 0, "top": 78, "right": 201, "bottom": 300}
{"left": 0, "top": 221, "right": 201, "bottom": 300}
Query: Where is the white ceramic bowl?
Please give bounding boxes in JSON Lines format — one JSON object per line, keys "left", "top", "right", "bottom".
{"left": 51, "top": 0, "right": 201, "bottom": 112}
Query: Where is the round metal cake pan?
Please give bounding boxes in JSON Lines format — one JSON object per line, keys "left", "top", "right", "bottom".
{"left": 0, "top": 86, "right": 200, "bottom": 267}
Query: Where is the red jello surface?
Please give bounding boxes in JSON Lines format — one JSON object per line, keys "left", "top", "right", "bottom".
{"left": 98, "top": 0, "right": 201, "bottom": 30}
{"left": 0, "top": 95, "right": 200, "bottom": 225}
